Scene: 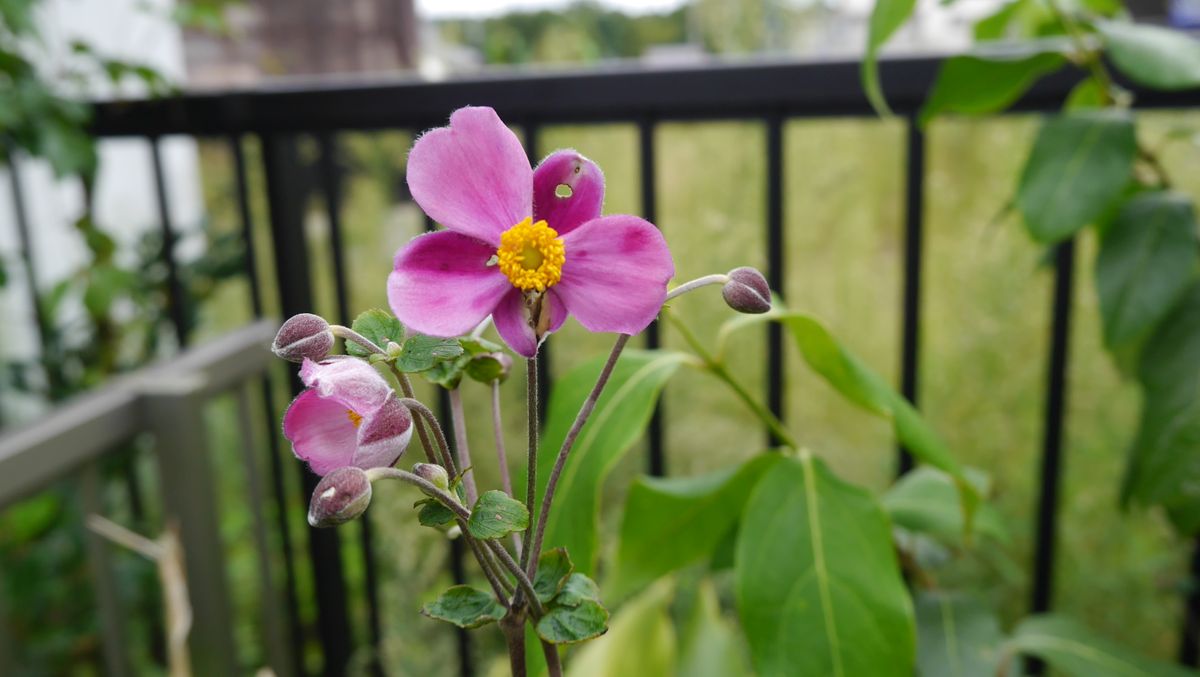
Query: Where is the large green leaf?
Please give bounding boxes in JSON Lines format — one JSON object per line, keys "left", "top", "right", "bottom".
{"left": 532, "top": 349, "right": 687, "bottom": 575}
{"left": 915, "top": 592, "right": 1006, "bottom": 677}
{"left": 678, "top": 579, "right": 752, "bottom": 677}
{"left": 862, "top": 0, "right": 917, "bottom": 115}
{"left": 883, "top": 467, "right": 1009, "bottom": 546}
{"left": 1097, "top": 192, "right": 1197, "bottom": 349}
{"left": 1098, "top": 21, "right": 1200, "bottom": 91}
{"left": 919, "top": 51, "right": 1065, "bottom": 126}
{"left": 1016, "top": 110, "right": 1136, "bottom": 243}
{"left": 735, "top": 452, "right": 915, "bottom": 676}
{"left": 566, "top": 580, "right": 676, "bottom": 677}
{"left": 467, "top": 490, "right": 529, "bottom": 540}
{"left": 609, "top": 455, "right": 780, "bottom": 599}
{"left": 1008, "top": 615, "right": 1196, "bottom": 676}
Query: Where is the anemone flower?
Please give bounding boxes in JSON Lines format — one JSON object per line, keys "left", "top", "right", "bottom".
{"left": 283, "top": 357, "right": 413, "bottom": 476}
{"left": 388, "top": 106, "right": 675, "bottom": 357}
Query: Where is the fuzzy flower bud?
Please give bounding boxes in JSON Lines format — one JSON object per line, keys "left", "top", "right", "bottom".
{"left": 413, "top": 463, "right": 450, "bottom": 492}
{"left": 308, "top": 466, "right": 372, "bottom": 528}
{"left": 273, "top": 313, "right": 334, "bottom": 362}
{"left": 722, "top": 267, "right": 771, "bottom": 314}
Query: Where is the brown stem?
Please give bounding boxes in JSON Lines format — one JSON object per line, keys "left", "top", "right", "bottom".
{"left": 501, "top": 612, "right": 527, "bottom": 677}
{"left": 396, "top": 397, "right": 459, "bottom": 476}
{"left": 542, "top": 640, "right": 564, "bottom": 677}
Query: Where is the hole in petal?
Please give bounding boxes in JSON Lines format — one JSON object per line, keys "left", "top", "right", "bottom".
{"left": 555, "top": 183, "right": 573, "bottom": 199}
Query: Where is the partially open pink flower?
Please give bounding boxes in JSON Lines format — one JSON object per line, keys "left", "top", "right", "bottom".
{"left": 283, "top": 357, "right": 413, "bottom": 476}
{"left": 389, "top": 106, "right": 675, "bottom": 357}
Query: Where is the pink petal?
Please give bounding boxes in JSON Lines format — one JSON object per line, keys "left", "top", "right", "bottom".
{"left": 533, "top": 150, "right": 604, "bottom": 235}
{"left": 299, "top": 357, "right": 393, "bottom": 415}
{"left": 283, "top": 390, "right": 358, "bottom": 476}
{"left": 556, "top": 215, "right": 674, "bottom": 334}
{"left": 354, "top": 398, "right": 413, "bottom": 469}
{"left": 388, "top": 230, "right": 511, "bottom": 337}
{"left": 407, "top": 106, "right": 532, "bottom": 245}
{"left": 492, "top": 288, "right": 568, "bottom": 358}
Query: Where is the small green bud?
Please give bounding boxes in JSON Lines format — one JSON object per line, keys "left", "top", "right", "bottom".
{"left": 722, "top": 267, "right": 771, "bottom": 314}
{"left": 413, "top": 463, "right": 450, "bottom": 492}
{"left": 308, "top": 467, "right": 372, "bottom": 528}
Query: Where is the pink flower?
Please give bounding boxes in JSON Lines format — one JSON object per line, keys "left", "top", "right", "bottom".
{"left": 283, "top": 357, "right": 413, "bottom": 476}
{"left": 388, "top": 106, "right": 675, "bottom": 357}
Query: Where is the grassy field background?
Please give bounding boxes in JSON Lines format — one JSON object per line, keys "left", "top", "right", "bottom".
{"left": 184, "top": 111, "right": 1200, "bottom": 672}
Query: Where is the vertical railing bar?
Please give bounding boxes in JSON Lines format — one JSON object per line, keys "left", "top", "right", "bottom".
{"left": 150, "top": 137, "right": 190, "bottom": 348}
{"left": 1180, "top": 538, "right": 1200, "bottom": 665}
{"left": 231, "top": 133, "right": 307, "bottom": 674}
{"left": 6, "top": 154, "right": 52, "bottom": 375}
{"left": 79, "top": 460, "right": 134, "bottom": 676}
{"left": 765, "top": 111, "right": 785, "bottom": 443}
{"left": 522, "top": 121, "right": 553, "bottom": 423}
{"left": 235, "top": 384, "right": 296, "bottom": 677}
{"left": 897, "top": 117, "right": 925, "bottom": 476}
{"left": 638, "top": 116, "right": 666, "bottom": 477}
{"left": 0, "top": 570, "right": 12, "bottom": 672}
{"left": 316, "top": 132, "right": 383, "bottom": 675}
{"left": 1028, "top": 238, "right": 1075, "bottom": 674}
{"left": 263, "top": 132, "right": 353, "bottom": 674}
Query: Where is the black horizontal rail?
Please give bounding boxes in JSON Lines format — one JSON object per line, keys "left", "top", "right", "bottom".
{"left": 89, "top": 55, "right": 1200, "bottom": 138}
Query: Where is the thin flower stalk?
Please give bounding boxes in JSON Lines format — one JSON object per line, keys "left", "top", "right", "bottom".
{"left": 492, "top": 380, "right": 522, "bottom": 555}
{"left": 448, "top": 388, "right": 479, "bottom": 505}
{"left": 397, "top": 397, "right": 459, "bottom": 476}
{"left": 665, "top": 273, "right": 729, "bottom": 302}
{"left": 519, "top": 356, "right": 539, "bottom": 573}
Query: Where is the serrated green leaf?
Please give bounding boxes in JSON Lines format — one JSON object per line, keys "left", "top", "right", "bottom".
{"left": 420, "top": 585, "right": 506, "bottom": 629}
{"left": 417, "top": 500, "right": 455, "bottom": 527}
{"left": 1098, "top": 21, "right": 1200, "bottom": 91}
{"left": 396, "top": 334, "right": 464, "bottom": 372}
{"left": 467, "top": 490, "right": 529, "bottom": 540}
{"left": 536, "top": 598, "right": 609, "bottom": 645}
{"left": 736, "top": 452, "right": 915, "bottom": 676}
{"left": 423, "top": 354, "right": 471, "bottom": 388}
{"left": 915, "top": 592, "right": 1006, "bottom": 677}
{"left": 555, "top": 573, "right": 600, "bottom": 608}
{"left": 862, "top": 0, "right": 917, "bottom": 115}
{"left": 1096, "top": 192, "right": 1197, "bottom": 349}
{"left": 530, "top": 350, "right": 686, "bottom": 575}
{"left": 611, "top": 455, "right": 780, "bottom": 600}
{"left": 1016, "top": 110, "right": 1136, "bottom": 243}
{"left": 1008, "top": 615, "right": 1194, "bottom": 676}
{"left": 532, "top": 548, "right": 573, "bottom": 604}
{"left": 347, "top": 309, "right": 403, "bottom": 357}
{"left": 919, "top": 51, "right": 1065, "bottom": 126}
{"left": 884, "top": 467, "right": 1009, "bottom": 546}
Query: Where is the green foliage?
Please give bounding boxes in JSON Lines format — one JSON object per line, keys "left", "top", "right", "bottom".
{"left": 396, "top": 335, "right": 465, "bottom": 372}
{"left": 920, "top": 51, "right": 1066, "bottom": 126}
{"left": 1007, "top": 615, "right": 1196, "bottom": 676}
{"left": 420, "top": 585, "right": 507, "bottom": 629}
{"left": 1095, "top": 192, "right": 1197, "bottom": 349}
{"left": 915, "top": 593, "right": 1006, "bottom": 677}
{"left": 1016, "top": 111, "right": 1137, "bottom": 243}
{"left": 883, "top": 467, "right": 1009, "bottom": 546}
{"left": 532, "top": 349, "right": 686, "bottom": 575}
{"left": 735, "top": 452, "right": 915, "bottom": 676}
{"left": 566, "top": 580, "right": 676, "bottom": 675}
{"left": 610, "top": 454, "right": 779, "bottom": 599}
{"left": 346, "top": 309, "right": 404, "bottom": 357}
{"left": 532, "top": 548, "right": 573, "bottom": 604}
{"left": 466, "top": 490, "right": 528, "bottom": 540}
{"left": 1097, "top": 21, "right": 1200, "bottom": 91}
{"left": 677, "top": 579, "right": 751, "bottom": 677}
{"left": 415, "top": 499, "right": 455, "bottom": 527}
{"left": 862, "top": 0, "right": 917, "bottom": 115}
{"left": 536, "top": 570, "right": 609, "bottom": 645}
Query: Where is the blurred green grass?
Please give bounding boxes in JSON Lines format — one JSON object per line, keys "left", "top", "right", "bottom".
{"left": 189, "top": 111, "right": 1200, "bottom": 670}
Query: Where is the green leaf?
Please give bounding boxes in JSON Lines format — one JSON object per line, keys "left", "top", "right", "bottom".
{"left": 346, "top": 309, "right": 403, "bottom": 357}
{"left": 610, "top": 455, "right": 780, "bottom": 599}
{"left": 533, "top": 548, "right": 573, "bottom": 604}
{"left": 883, "top": 467, "right": 1009, "bottom": 546}
{"left": 1016, "top": 110, "right": 1136, "bottom": 243}
{"left": 83, "top": 264, "right": 136, "bottom": 317}
{"left": 735, "top": 452, "right": 915, "bottom": 676}
{"left": 395, "top": 334, "right": 464, "bottom": 372}
{"left": 555, "top": 572, "right": 601, "bottom": 607}
{"left": 1064, "top": 78, "right": 1107, "bottom": 111}
{"left": 465, "top": 353, "right": 508, "bottom": 383}
{"left": 536, "top": 599, "right": 609, "bottom": 645}
{"left": 420, "top": 586, "right": 506, "bottom": 629}
{"left": 531, "top": 350, "right": 687, "bottom": 575}
{"left": 862, "top": 0, "right": 917, "bottom": 115}
{"left": 1008, "top": 615, "right": 1195, "bottom": 676}
{"left": 416, "top": 500, "right": 455, "bottom": 527}
{"left": 678, "top": 579, "right": 752, "bottom": 677}
{"left": 565, "top": 580, "right": 675, "bottom": 674}
{"left": 1096, "top": 192, "right": 1197, "bottom": 349}
{"left": 973, "top": 0, "right": 1022, "bottom": 41}
{"left": 1097, "top": 21, "right": 1200, "bottom": 91}
{"left": 915, "top": 592, "right": 1006, "bottom": 677}
{"left": 460, "top": 336, "right": 503, "bottom": 355}
{"left": 920, "top": 51, "right": 1065, "bottom": 126}
{"left": 423, "top": 354, "right": 471, "bottom": 389}
{"left": 467, "top": 490, "right": 529, "bottom": 540}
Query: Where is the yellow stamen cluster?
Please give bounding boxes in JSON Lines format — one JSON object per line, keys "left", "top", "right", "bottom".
{"left": 497, "top": 217, "right": 566, "bottom": 292}
{"left": 346, "top": 409, "right": 363, "bottom": 428}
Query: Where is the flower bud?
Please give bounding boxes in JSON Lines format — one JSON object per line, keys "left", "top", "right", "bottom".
{"left": 413, "top": 463, "right": 450, "bottom": 492}
{"left": 722, "top": 267, "right": 771, "bottom": 314}
{"left": 273, "top": 313, "right": 334, "bottom": 362}
{"left": 308, "top": 466, "right": 372, "bottom": 528}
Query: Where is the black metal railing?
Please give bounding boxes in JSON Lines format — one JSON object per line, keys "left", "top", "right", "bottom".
{"left": 3, "top": 53, "right": 1200, "bottom": 675}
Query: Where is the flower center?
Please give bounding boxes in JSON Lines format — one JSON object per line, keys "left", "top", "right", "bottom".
{"left": 497, "top": 217, "right": 565, "bottom": 292}
{"left": 346, "top": 409, "right": 363, "bottom": 428}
